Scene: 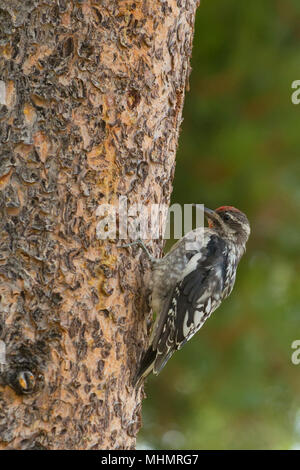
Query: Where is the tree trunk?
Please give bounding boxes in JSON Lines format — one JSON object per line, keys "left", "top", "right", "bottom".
{"left": 0, "top": 0, "right": 199, "bottom": 450}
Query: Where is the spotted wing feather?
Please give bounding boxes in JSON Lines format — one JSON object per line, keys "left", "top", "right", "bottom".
{"left": 153, "top": 235, "right": 227, "bottom": 374}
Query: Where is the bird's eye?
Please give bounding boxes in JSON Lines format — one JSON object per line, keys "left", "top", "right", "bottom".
{"left": 223, "top": 214, "right": 230, "bottom": 222}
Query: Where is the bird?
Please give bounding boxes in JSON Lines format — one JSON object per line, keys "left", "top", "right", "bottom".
{"left": 124, "top": 205, "right": 250, "bottom": 387}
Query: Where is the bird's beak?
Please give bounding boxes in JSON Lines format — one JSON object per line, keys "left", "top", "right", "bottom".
{"left": 203, "top": 206, "right": 218, "bottom": 221}
{"left": 192, "top": 205, "right": 221, "bottom": 226}
{"left": 203, "top": 207, "right": 215, "bottom": 218}
{"left": 203, "top": 206, "right": 224, "bottom": 228}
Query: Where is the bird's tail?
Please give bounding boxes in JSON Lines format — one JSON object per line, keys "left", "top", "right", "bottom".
{"left": 132, "top": 346, "right": 156, "bottom": 388}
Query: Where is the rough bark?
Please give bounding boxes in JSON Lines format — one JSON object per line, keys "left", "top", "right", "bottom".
{"left": 0, "top": 0, "right": 199, "bottom": 450}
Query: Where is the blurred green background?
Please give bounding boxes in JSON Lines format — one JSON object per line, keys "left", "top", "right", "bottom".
{"left": 138, "top": 0, "right": 300, "bottom": 450}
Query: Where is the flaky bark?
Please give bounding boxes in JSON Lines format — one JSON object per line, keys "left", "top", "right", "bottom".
{"left": 0, "top": 0, "right": 199, "bottom": 449}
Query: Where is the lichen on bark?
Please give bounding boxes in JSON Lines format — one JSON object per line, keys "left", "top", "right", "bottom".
{"left": 0, "top": 0, "right": 199, "bottom": 449}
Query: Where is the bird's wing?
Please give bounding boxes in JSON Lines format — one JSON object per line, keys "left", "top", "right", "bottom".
{"left": 153, "top": 234, "right": 227, "bottom": 374}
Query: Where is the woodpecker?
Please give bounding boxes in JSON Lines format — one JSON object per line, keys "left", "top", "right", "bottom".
{"left": 124, "top": 205, "right": 250, "bottom": 387}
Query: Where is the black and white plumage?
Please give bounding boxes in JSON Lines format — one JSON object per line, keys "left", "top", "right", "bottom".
{"left": 131, "top": 206, "right": 251, "bottom": 387}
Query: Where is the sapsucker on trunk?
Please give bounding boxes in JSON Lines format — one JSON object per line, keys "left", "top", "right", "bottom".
{"left": 124, "top": 206, "right": 250, "bottom": 387}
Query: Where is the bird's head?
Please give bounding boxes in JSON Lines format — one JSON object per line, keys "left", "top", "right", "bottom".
{"left": 204, "top": 205, "right": 250, "bottom": 246}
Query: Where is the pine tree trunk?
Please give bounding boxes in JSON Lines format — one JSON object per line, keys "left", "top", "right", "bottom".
{"left": 0, "top": 0, "right": 199, "bottom": 449}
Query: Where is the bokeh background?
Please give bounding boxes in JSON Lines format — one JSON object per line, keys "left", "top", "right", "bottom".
{"left": 138, "top": 0, "right": 300, "bottom": 450}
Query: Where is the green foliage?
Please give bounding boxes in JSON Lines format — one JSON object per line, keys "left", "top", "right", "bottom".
{"left": 138, "top": 0, "right": 300, "bottom": 449}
